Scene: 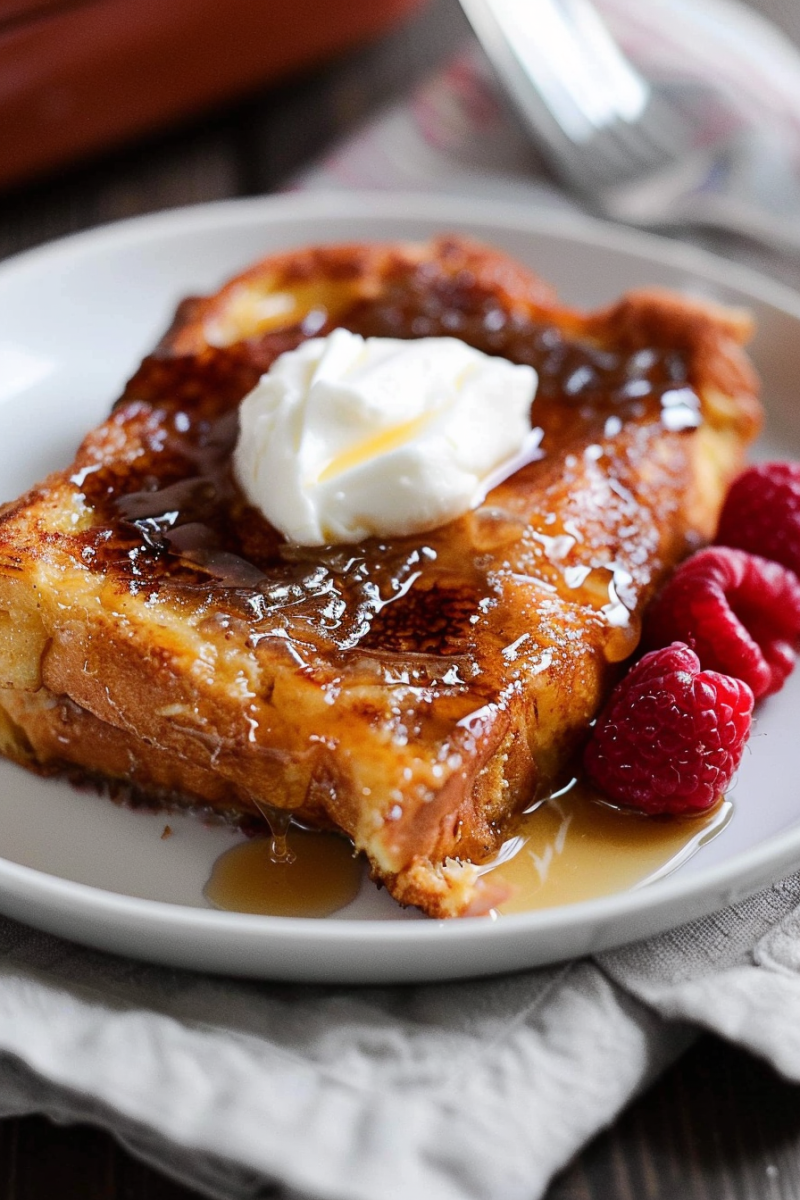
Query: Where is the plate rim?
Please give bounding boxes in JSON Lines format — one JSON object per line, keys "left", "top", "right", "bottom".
{"left": 2, "top": 189, "right": 799, "bottom": 976}
{"left": 5, "top": 189, "right": 800, "bottom": 319}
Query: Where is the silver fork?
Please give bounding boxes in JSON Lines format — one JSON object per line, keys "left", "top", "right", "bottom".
{"left": 458, "top": 0, "right": 800, "bottom": 257}
{"left": 457, "top": 0, "right": 689, "bottom": 192}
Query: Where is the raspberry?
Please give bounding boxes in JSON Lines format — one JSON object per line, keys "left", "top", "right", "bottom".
{"left": 717, "top": 461, "right": 800, "bottom": 578}
{"left": 644, "top": 546, "right": 800, "bottom": 699}
{"left": 584, "top": 643, "right": 753, "bottom": 815}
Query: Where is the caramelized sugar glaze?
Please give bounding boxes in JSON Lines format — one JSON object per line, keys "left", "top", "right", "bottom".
{"left": 0, "top": 239, "right": 760, "bottom": 916}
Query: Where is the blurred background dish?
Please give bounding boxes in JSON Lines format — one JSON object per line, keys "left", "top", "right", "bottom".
{"left": 0, "top": 0, "right": 424, "bottom": 189}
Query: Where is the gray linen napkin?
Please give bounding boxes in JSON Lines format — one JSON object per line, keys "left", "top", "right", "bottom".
{"left": 5, "top": 4, "right": 800, "bottom": 1199}
{"left": 2, "top": 873, "right": 800, "bottom": 1200}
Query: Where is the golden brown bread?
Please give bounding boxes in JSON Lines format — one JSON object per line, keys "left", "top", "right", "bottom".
{"left": 0, "top": 236, "right": 761, "bottom": 916}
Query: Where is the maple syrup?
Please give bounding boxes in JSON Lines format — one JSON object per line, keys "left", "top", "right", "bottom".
{"left": 204, "top": 827, "right": 362, "bottom": 918}
{"left": 487, "top": 778, "right": 732, "bottom": 915}
{"left": 204, "top": 779, "right": 731, "bottom": 919}
{"left": 73, "top": 259, "right": 698, "bottom": 653}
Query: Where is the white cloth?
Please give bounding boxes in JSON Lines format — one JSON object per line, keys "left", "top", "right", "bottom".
{"left": 7, "top": 4, "right": 800, "bottom": 1199}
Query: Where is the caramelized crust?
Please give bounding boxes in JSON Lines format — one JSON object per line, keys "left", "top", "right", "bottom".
{"left": 0, "top": 237, "right": 760, "bottom": 916}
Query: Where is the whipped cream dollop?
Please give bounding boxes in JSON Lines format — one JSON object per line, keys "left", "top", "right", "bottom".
{"left": 233, "top": 328, "right": 539, "bottom": 545}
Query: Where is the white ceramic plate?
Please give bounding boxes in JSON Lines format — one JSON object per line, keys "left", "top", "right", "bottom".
{"left": 0, "top": 192, "right": 799, "bottom": 983}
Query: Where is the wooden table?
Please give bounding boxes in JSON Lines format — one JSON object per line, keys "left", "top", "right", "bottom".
{"left": 1, "top": 0, "right": 799, "bottom": 1195}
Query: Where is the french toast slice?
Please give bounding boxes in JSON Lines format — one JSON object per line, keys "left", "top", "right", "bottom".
{"left": 0, "top": 236, "right": 760, "bottom": 917}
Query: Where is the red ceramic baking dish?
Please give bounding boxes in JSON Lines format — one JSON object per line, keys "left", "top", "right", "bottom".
{"left": 0, "top": 0, "right": 425, "bottom": 188}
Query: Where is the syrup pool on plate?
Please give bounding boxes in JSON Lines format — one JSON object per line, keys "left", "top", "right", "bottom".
{"left": 205, "top": 827, "right": 362, "bottom": 918}
{"left": 204, "top": 779, "right": 731, "bottom": 919}
{"left": 487, "top": 778, "right": 732, "bottom": 915}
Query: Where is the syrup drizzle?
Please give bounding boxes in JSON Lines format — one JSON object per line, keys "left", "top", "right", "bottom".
{"left": 204, "top": 781, "right": 731, "bottom": 919}
{"left": 487, "top": 778, "right": 732, "bottom": 915}
{"left": 252, "top": 797, "right": 295, "bottom": 863}
{"left": 204, "top": 828, "right": 362, "bottom": 918}
{"left": 70, "top": 280, "right": 701, "bottom": 677}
